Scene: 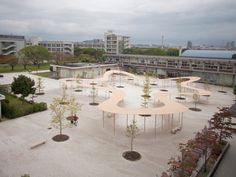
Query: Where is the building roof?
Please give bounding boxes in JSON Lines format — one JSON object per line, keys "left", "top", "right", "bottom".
{"left": 0, "top": 34, "right": 25, "bottom": 40}
{"left": 181, "top": 50, "right": 236, "bottom": 59}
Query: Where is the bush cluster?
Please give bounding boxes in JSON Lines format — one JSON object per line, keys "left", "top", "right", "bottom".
{"left": 1, "top": 93, "right": 47, "bottom": 119}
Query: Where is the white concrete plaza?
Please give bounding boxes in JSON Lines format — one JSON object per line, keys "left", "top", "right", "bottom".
{"left": 0, "top": 72, "right": 234, "bottom": 177}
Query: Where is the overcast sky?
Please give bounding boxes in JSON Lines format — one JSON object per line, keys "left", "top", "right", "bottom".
{"left": 0, "top": 0, "right": 235, "bottom": 46}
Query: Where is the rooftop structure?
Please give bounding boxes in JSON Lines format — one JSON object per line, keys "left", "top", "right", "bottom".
{"left": 181, "top": 49, "right": 236, "bottom": 59}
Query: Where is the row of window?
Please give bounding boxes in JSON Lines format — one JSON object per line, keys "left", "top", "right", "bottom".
{"left": 114, "top": 57, "right": 236, "bottom": 73}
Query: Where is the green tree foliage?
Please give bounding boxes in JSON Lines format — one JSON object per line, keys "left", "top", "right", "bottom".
{"left": 209, "top": 107, "right": 233, "bottom": 144}
{"left": 166, "top": 48, "right": 179, "bottom": 56}
{"left": 50, "top": 97, "right": 69, "bottom": 135}
{"left": 11, "top": 75, "right": 36, "bottom": 99}
{"left": 36, "top": 78, "right": 44, "bottom": 94}
{"left": 74, "top": 47, "right": 105, "bottom": 62}
{"left": 0, "top": 55, "right": 18, "bottom": 71}
{"left": 123, "top": 48, "right": 179, "bottom": 56}
{"left": 19, "top": 45, "right": 52, "bottom": 68}
{"left": 232, "top": 54, "right": 236, "bottom": 59}
{"left": 67, "top": 96, "right": 81, "bottom": 117}
{"left": 21, "top": 174, "right": 30, "bottom": 177}
{"left": 126, "top": 119, "right": 139, "bottom": 152}
{"left": 142, "top": 74, "right": 152, "bottom": 108}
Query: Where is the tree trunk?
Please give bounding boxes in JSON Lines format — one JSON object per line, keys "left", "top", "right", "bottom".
{"left": 60, "top": 118, "right": 62, "bottom": 135}
{"left": 131, "top": 137, "right": 133, "bottom": 152}
{"left": 11, "top": 65, "right": 14, "bottom": 71}
{"left": 24, "top": 64, "right": 27, "bottom": 70}
{"left": 204, "top": 148, "right": 207, "bottom": 172}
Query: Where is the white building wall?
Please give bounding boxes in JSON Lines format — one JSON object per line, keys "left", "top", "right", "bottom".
{"left": 104, "top": 31, "right": 130, "bottom": 54}
{"left": 0, "top": 35, "right": 25, "bottom": 56}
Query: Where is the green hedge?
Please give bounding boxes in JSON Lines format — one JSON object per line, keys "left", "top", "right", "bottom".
{"left": 1, "top": 93, "right": 47, "bottom": 119}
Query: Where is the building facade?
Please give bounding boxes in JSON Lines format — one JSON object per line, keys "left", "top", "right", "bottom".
{"left": 51, "top": 63, "right": 119, "bottom": 78}
{"left": 0, "top": 35, "right": 25, "bottom": 56}
{"left": 105, "top": 53, "right": 236, "bottom": 86}
{"left": 39, "top": 41, "right": 74, "bottom": 55}
{"left": 104, "top": 31, "right": 130, "bottom": 54}
{"left": 74, "top": 39, "right": 104, "bottom": 50}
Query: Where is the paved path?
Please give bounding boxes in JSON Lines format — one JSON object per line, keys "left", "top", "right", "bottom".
{"left": 214, "top": 135, "right": 236, "bottom": 177}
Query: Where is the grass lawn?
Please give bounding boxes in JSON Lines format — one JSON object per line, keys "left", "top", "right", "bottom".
{"left": 34, "top": 72, "right": 51, "bottom": 78}
{"left": 0, "top": 63, "right": 51, "bottom": 73}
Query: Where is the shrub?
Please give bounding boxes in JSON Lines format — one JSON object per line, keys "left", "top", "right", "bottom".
{"left": 1, "top": 93, "right": 47, "bottom": 119}
{"left": 11, "top": 75, "right": 36, "bottom": 99}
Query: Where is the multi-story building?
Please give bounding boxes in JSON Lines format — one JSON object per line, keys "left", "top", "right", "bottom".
{"left": 187, "top": 40, "right": 192, "bottom": 49}
{"left": 39, "top": 41, "right": 74, "bottom": 55}
{"left": 104, "top": 50, "right": 236, "bottom": 86}
{"left": 26, "top": 37, "right": 40, "bottom": 46}
{"left": 104, "top": 31, "right": 130, "bottom": 54}
{"left": 0, "top": 34, "right": 25, "bottom": 56}
{"left": 74, "top": 39, "right": 104, "bottom": 50}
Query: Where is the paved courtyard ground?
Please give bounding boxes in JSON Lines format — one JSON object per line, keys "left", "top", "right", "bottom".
{"left": 0, "top": 72, "right": 234, "bottom": 177}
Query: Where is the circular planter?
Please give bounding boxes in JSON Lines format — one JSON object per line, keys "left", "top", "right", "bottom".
{"left": 141, "top": 95, "right": 151, "bottom": 98}
{"left": 74, "top": 89, "right": 82, "bottom": 92}
{"left": 203, "top": 95, "right": 210, "bottom": 97}
{"left": 122, "top": 151, "right": 141, "bottom": 161}
{"left": 139, "top": 114, "right": 151, "bottom": 117}
{"left": 175, "top": 96, "right": 186, "bottom": 100}
{"left": 89, "top": 102, "right": 99, "bottom": 106}
{"left": 218, "top": 90, "right": 227, "bottom": 93}
{"left": 160, "top": 89, "right": 168, "bottom": 92}
{"left": 189, "top": 107, "right": 202, "bottom": 112}
{"left": 52, "top": 134, "right": 69, "bottom": 142}
{"left": 35, "top": 92, "right": 45, "bottom": 95}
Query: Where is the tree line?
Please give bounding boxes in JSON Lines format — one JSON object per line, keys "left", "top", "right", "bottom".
{"left": 0, "top": 46, "right": 105, "bottom": 71}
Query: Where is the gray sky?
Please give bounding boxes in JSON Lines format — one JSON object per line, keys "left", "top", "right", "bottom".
{"left": 0, "top": 0, "right": 235, "bottom": 45}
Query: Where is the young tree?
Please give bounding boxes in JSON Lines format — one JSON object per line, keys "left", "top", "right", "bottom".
{"left": 11, "top": 75, "right": 36, "bottom": 100}
{"left": 209, "top": 107, "right": 233, "bottom": 144}
{"left": 35, "top": 78, "right": 44, "bottom": 95}
{"left": 18, "top": 50, "right": 30, "bottom": 70}
{"left": 194, "top": 126, "right": 218, "bottom": 172}
{"left": 219, "top": 77, "right": 227, "bottom": 93}
{"left": 75, "top": 74, "right": 82, "bottom": 92}
{"left": 192, "top": 91, "right": 200, "bottom": 110}
{"left": 50, "top": 97, "right": 69, "bottom": 141}
{"left": 67, "top": 96, "right": 81, "bottom": 117}
{"left": 176, "top": 78, "right": 184, "bottom": 99}
{"left": 203, "top": 78, "right": 210, "bottom": 91}
{"left": 89, "top": 83, "right": 98, "bottom": 105}
{"left": 142, "top": 73, "right": 152, "bottom": 108}
{"left": 126, "top": 119, "right": 139, "bottom": 152}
